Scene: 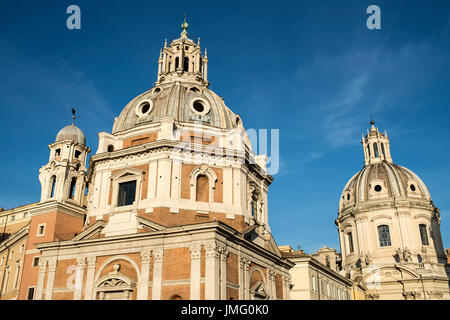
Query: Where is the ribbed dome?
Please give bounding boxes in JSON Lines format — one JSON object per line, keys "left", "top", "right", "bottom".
{"left": 55, "top": 124, "right": 86, "bottom": 145}
{"left": 339, "top": 162, "right": 432, "bottom": 213}
{"left": 112, "top": 83, "right": 240, "bottom": 134}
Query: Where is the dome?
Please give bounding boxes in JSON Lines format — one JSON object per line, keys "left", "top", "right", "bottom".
{"left": 112, "top": 83, "right": 241, "bottom": 134}
{"left": 339, "top": 162, "right": 432, "bottom": 213}
{"left": 55, "top": 124, "right": 86, "bottom": 145}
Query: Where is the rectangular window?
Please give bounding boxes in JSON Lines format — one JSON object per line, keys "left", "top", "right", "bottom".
{"left": 378, "top": 225, "right": 392, "bottom": 247}
{"left": 27, "top": 287, "right": 35, "bottom": 300}
{"left": 32, "top": 257, "right": 39, "bottom": 267}
{"left": 37, "top": 224, "right": 45, "bottom": 236}
{"left": 419, "top": 224, "right": 429, "bottom": 246}
{"left": 347, "top": 232, "right": 354, "bottom": 253}
{"left": 55, "top": 148, "right": 61, "bottom": 157}
{"left": 10, "top": 215, "right": 15, "bottom": 221}
{"left": 74, "top": 150, "right": 81, "bottom": 159}
{"left": 117, "top": 180, "right": 137, "bottom": 207}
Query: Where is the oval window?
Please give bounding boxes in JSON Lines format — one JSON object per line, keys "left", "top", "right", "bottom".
{"left": 141, "top": 102, "right": 150, "bottom": 114}
{"left": 193, "top": 101, "right": 205, "bottom": 113}
{"left": 374, "top": 185, "right": 382, "bottom": 192}
{"left": 410, "top": 184, "right": 416, "bottom": 191}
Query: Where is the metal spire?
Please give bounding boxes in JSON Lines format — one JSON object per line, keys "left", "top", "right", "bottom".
{"left": 181, "top": 13, "right": 188, "bottom": 38}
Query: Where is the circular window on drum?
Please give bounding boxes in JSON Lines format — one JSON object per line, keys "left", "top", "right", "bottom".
{"left": 189, "top": 98, "right": 210, "bottom": 116}
{"left": 135, "top": 99, "right": 154, "bottom": 117}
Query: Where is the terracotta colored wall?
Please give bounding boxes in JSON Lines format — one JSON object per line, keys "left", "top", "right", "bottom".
{"left": 162, "top": 284, "right": 190, "bottom": 300}
{"left": 227, "top": 287, "right": 238, "bottom": 300}
{"left": 162, "top": 248, "right": 190, "bottom": 281}
{"left": 123, "top": 133, "right": 157, "bottom": 149}
{"left": 275, "top": 274, "right": 283, "bottom": 299}
{"left": 226, "top": 252, "right": 238, "bottom": 285}
{"left": 139, "top": 207, "right": 249, "bottom": 233}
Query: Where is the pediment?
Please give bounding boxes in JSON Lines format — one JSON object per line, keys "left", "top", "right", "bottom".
{"left": 136, "top": 216, "right": 166, "bottom": 232}
{"left": 72, "top": 220, "right": 106, "bottom": 241}
{"left": 110, "top": 167, "right": 144, "bottom": 180}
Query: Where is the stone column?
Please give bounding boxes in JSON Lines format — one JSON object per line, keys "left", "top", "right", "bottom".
{"left": 189, "top": 244, "right": 202, "bottom": 300}
{"left": 219, "top": 246, "right": 228, "bottom": 300}
{"left": 152, "top": 248, "right": 164, "bottom": 300}
{"left": 268, "top": 269, "right": 277, "bottom": 300}
{"left": 244, "top": 259, "right": 251, "bottom": 299}
{"left": 35, "top": 259, "right": 47, "bottom": 300}
{"left": 45, "top": 259, "right": 58, "bottom": 300}
{"left": 138, "top": 249, "right": 152, "bottom": 300}
{"left": 84, "top": 256, "right": 97, "bottom": 300}
{"left": 238, "top": 256, "right": 245, "bottom": 299}
{"left": 74, "top": 257, "right": 86, "bottom": 300}
{"left": 283, "top": 275, "right": 291, "bottom": 300}
{"left": 204, "top": 241, "right": 220, "bottom": 300}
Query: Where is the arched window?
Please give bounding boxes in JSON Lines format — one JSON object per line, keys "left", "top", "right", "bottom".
{"left": 373, "top": 143, "right": 379, "bottom": 158}
{"left": 183, "top": 57, "right": 189, "bottom": 72}
{"left": 50, "top": 176, "right": 57, "bottom": 198}
{"left": 69, "top": 178, "right": 76, "bottom": 199}
{"left": 381, "top": 143, "right": 386, "bottom": 158}
{"left": 175, "top": 57, "right": 179, "bottom": 69}
{"left": 325, "top": 256, "right": 330, "bottom": 268}
{"left": 367, "top": 145, "right": 371, "bottom": 157}
{"left": 107, "top": 144, "right": 114, "bottom": 152}
{"left": 378, "top": 225, "right": 392, "bottom": 247}
{"left": 196, "top": 175, "right": 209, "bottom": 202}
{"left": 419, "top": 224, "right": 429, "bottom": 245}
{"left": 169, "top": 294, "right": 183, "bottom": 300}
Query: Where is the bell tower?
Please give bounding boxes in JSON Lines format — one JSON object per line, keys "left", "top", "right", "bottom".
{"left": 38, "top": 111, "right": 90, "bottom": 206}
{"left": 361, "top": 119, "right": 393, "bottom": 166}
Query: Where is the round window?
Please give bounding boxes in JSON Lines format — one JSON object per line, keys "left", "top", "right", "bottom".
{"left": 193, "top": 101, "right": 205, "bottom": 113}
{"left": 374, "top": 185, "right": 382, "bottom": 192}
{"left": 189, "top": 98, "right": 210, "bottom": 115}
{"left": 141, "top": 102, "right": 150, "bottom": 114}
{"left": 135, "top": 99, "right": 154, "bottom": 117}
{"left": 410, "top": 184, "right": 416, "bottom": 192}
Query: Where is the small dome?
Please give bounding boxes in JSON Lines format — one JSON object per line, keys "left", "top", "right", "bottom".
{"left": 339, "top": 162, "right": 432, "bottom": 214}
{"left": 55, "top": 124, "right": 86, "bottom": 145}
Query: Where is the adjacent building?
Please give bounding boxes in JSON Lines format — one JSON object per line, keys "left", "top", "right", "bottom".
{"left": 279, "top": 246, "right": 354, "bottom": 300}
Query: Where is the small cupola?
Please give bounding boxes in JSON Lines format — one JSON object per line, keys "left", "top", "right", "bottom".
{"left": 361, "top": 119, "right": 393, "bottom": 166}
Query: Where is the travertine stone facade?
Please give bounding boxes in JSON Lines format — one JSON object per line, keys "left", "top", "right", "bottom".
{"left": 336, "top": 121, "right": 450, "bottom": 300}
{"left": 0, "top": 20, "right": 293, "bottom": 300}
{"left": 279, "top": 246, "right": 353, "bottom": 300}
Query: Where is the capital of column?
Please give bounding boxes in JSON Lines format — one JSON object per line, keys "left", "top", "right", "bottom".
{"left": 48, "top": 260, "right": 58, "bottom": 273}
{"left": 141, "top": 249, "right": 152, "bottom": 264}
{"left": 204, "top": 240, "right": 221, "bottom": 259}
{"left": 190, "top": 244, "right": 202, "bottom": 259}
{"left": 154, "top": 248, "right": 164, "bottom": 263}
{"left": 77, "top": 257, "right": 86, "bottom": 269}
{"left": 268, "top": 269, "right": 277, "bottom": 281}
{"left": 239, "top": 257, "right": 251, "bottom": 271}
{"left": 38, "top": 260, "right": 48, "bottom": 273}
{"left": 87, "top": 256, "right": 96, "bottom": 269}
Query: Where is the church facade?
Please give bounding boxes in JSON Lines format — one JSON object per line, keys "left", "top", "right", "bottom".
{"left": 336, "top": 121, "right": 450, "bottom": 300}
{"left": 0, "top": 21, "right": 293, "bottom": 300}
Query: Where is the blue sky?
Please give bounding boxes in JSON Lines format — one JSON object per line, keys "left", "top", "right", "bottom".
{"left": 1, "top": 0, "right": 450, "bottom": 253}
